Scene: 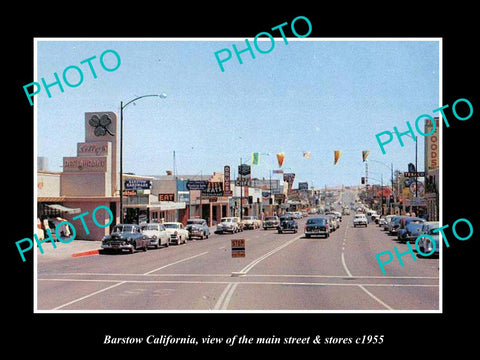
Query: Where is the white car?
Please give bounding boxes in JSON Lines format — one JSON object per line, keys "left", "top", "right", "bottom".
{"left": 163, "top": 222, "right": 189, "bottom": 245}
{"left": 140, "top": 223, "right": 170, "bottom": 248}
{"left": 216, "top": 217, "right": 240, "bottom": 233}
{"left": 353, "top": 214, "right": 368, "bottom": 227}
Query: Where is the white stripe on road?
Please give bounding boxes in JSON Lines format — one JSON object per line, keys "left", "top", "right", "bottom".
{"left": 143, "top": 251, "right": 209, "bottom": 275}
{"left": 213, "top": 283, "right": 238, "bottom": 310}
{"left": 341, "top": 224, "right": 394, "bottom": 310}
{"left": 53, "top": 281, "right": 126, "bottom": 310}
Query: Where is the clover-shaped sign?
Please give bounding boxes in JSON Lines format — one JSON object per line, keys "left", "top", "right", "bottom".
{"left": 88, "top": 114, "right": 115, "bottom": 136}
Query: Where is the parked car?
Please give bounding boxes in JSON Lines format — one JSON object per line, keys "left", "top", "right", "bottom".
{"left": 388, "top": 216, "right": 406, "bottom": 235}
{"left": 353, "top": 213, "right": 368, "bottom": 227}
{"left": 163, "top": 222, "right": 189, "bottom": 244}
{"left": 263, "top": 216, "right": 280, "bottom": 230}
{"left": 140, "top": 222, "right": 170, "bottom": 248}
{"left": 325, "top": 214, "right": 338, "bottom": 230}
{"left": 101, "top": 224, "right": 148, "bottom": 253}
{"left": 277, "top": 214, "right": 298, "bottom": 233}
{"left": 304, "top": 217, "right": 330, "bottom": 238}
{"left": 216, "top": 217, "right": 240, "bottom": 234}
{"left": 382, "top": 215, "right": 395, "bottom": 231}
{"left": 234, "top": 217, "right": 245, "bottom": 231}
{"left": 242, "top": 216, "right": 262, "bottom": 230}
{"left": 397, "top": 217, "right": 426, "bottom": 242}
{"left": 185, "top": 218, "right": 210, "bottom": 239}
{"left": 417, "top": 221, "right": 440, "bottom": 256}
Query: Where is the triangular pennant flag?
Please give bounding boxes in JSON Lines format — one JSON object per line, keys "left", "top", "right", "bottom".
{"left": 276, "top": 152, "right": 285, "bottom": 167}
{"left": 362, "top": 150, "right": 370, "bottom": 162}
{"left": 334, "top": 150, "right": 342, "bottom": 165}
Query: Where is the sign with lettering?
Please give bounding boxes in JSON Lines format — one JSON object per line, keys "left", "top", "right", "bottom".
{"left": 203, "top": 182, "right": 223, "bottom": 196}
{"left": 158, "top": 193, "right": 175, "bottom": 201}
{"left": 125, "top": 179, "right": 152, "bottom": 190}
{"left": 231, "top": 239, "right": 245, "bottom": 258}
{"left": 186, "top": 180, "right": 208, "bottom": 190}
{"left": 77, "top": 142, "right": 110, "bottom": 156}
{"left": 63, "top": 156, "right": 108, "bottom": 172}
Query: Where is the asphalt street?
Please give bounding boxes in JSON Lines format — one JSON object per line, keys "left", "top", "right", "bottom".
{"left": 36, "top": 215, "right": 440, "bottom": 311}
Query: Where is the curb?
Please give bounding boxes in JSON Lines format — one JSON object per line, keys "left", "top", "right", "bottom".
{"left": 71, "top": 249, "right": 100, "bottom": 258}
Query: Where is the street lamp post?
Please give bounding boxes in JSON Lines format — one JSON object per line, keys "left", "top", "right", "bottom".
{"left": 119, "top": 93, "right": 167, "bottom": 224}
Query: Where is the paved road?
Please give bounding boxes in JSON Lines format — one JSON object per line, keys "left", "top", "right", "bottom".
{"left": 37, "top": 215, "right": 439, "bottom": 311}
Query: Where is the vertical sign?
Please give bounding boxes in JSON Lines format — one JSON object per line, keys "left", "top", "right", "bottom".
{"left": 224, "top": 165, "right": 232, "bottom": 196}
{"left": 425, "top": 117, "right": 439, "bottom": 171}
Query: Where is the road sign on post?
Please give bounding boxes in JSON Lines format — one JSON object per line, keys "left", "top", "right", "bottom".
{"left": 231, "top": 239, "right": 245, "bottom": 258}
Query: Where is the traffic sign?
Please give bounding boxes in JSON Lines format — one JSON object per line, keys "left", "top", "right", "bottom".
{"left": 231, "top": 239, "right": 245, "bottom": 258}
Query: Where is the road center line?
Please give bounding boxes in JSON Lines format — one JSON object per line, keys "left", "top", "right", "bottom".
{"left": 143, "top": 251, "right": 209, "bottom": 275}
{"left": 340, "top": 224, "right": 394, "bottom": 310}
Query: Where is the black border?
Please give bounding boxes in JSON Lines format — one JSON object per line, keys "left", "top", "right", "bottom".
{"left": 9, "top": 6, "right": 478, "bottom": 355}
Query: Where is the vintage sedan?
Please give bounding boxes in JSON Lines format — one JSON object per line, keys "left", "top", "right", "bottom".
{"left": 216, "top": 217, "right": 240, "bottom": 234}
{"left": 263, "top": 216, "right": 280, "bottom": 230}
{"left": 397, "top": 217, "right": 425, "bottom": 242}
{"left": 242, "top": 216, "right": 262, "bottom": 230}
{"left": 416, "top": 221, "right": 440, "bottom": 256}
{"left": 140, "top": 222, "right": 170, "bottom": 248}
{"left": 277, "top": 214, "right": 298, "bottom": 234}
{"left": 163, "top": 222, "right": 189, "bottom": 245}
{"left": 185, "top": 218, "right": 210, "bottom": 239}
{"left": 304, "top": 217, "right": 330, "bottom": 238}
{"left": 353, "top": 213, "right": 368, "bottom": 227}
{"left": 101, "top": 224, "right": 148, "bottom": 253}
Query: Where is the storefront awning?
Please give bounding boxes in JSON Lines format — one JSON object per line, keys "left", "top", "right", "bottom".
{"left": 45, "top": 204, "right": 81, "bottom": 214}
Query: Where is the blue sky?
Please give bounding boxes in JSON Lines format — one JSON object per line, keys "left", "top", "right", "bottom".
{"left": 35, "top": 38, "right": 440, "bottom": 188}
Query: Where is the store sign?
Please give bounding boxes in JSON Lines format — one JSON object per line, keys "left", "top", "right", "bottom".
{"left": 125, "top": 179, "right": 152, "bottom": 190}
{"left": 203, "top": 182, "right": 224, "bottom": 197}
{"left": 63, "top": 156, "right": 107, "bottom": 172}
{"left": 224, "top": 165, "right": 232, "bottom": 196}
{"left": 158, "top": 193, "right": 175, "bottom": 201}
{"left": 298, "top": 182, "right": 308, "bottom": 190}
{"left": 186, "top": 180, "right": 208, "bottom": 190}
{"left": 77, "top": 141, "right": 110, "bottom": 156}
{"left": 425, "top": 118, "right": 439, "bottom": 171}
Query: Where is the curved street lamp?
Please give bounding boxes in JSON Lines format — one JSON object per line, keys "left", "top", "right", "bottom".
{"left": 119, "top": 93, "right": 167, "bottom": 224}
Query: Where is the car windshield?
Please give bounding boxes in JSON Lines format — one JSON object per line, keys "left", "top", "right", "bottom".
{"left": 164, "top": 223, "right": 180, "bottom": 229}
{"left": 265, "top": 217, "right": 277, "bottom": 220}
{"left": 112, "top": 225, "right": 135, "bottom": 232}
{"left": 221, "top": 218, "right": 234, "bottom": 223}
{"left": 307, "top": 218, "right": 326, "bottom": 224}
{"left": 187, "top": 220, "right": 204, "bottom": 225}
{"left": 243, "top": 216, "right": 254, "bottom": 220}
{"left": 141, "top": 224, "right": 160, "bottom": 231}
{"left": 355, "top": 215, "right": 365, "bottom": 219}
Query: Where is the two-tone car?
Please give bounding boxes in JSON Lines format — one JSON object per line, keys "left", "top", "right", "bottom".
{"left": 185, "top": 218, "right": 210, "bottom": 239}
{"left": 101, "top": 224, "right": 148, "bottom": 253}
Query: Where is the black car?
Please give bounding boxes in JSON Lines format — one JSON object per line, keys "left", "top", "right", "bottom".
{"left": 304, "top": 217, "right": 330, "bottom": 238}
{"left": 101, "top": 224, "right": 148, "bottom": 253}
{"left": 277, "top": 214, "right": 298, "bottom": 234}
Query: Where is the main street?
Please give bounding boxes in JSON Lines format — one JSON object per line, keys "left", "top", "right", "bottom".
{"left": 37, "top": 214, "right": 439, "bottom": 311}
